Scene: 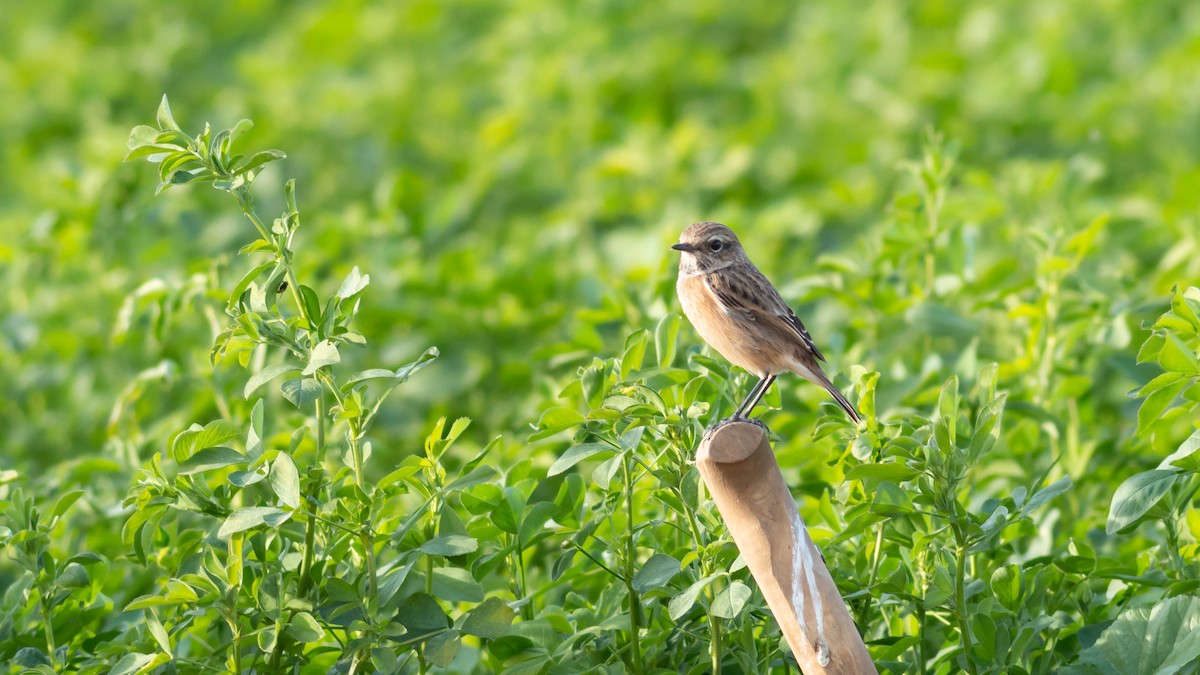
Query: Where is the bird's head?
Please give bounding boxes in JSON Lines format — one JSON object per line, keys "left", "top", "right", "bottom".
{"left": 672, "top": 221, "right": 745, "bottom": 273}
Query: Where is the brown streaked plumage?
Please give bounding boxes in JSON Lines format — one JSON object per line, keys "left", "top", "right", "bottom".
{"left": 672, "top": 221, "right": 861, "bottom": 423}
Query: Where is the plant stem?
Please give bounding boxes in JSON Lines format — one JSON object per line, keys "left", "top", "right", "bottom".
{"left": 361, "top": 531, "right": 378, "bottom": 599}
{"left": 39, "top": 590, "right": 56, "bottom": 668}
{"left": 1164, "top": 513, "right": 1185, "bottom": 577}
{"left": 710, "top": 612, "right": 722, "bottom": 674}
{"left": 916, "top": 603, "right": 928, "bottom": 672}
{"left": 298, "top": 392, "right": 327, "bottom": 597}
{"left": 856, "top": 522, "right": 886, "bottom": 629}
{"left": 622, "top": 456, "right": 645, "bottom": 675}
{"left": 671, "top": 437, "right": 721, "bottom": 674}
{"left": 351, "top": 435, "right": 365, "bottom": 489}
{"left": 952, "top": 525, "right": 977, "bottom": 675}
{"left": 418, "top": 554, "right": 433, "bottom": 675}
{"left": 231, "top": 186, "right": 315, "bottom": 339}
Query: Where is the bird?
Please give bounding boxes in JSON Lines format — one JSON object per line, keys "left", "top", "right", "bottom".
{"left": 672, "top": 221, "right": 861, "bottom": 424}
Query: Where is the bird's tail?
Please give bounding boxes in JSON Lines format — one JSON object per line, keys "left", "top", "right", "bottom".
{"left": 822, "top": 378, "right": 862, "bottom": 425}
{"left": 801, "top": 365, "right": 862, "bottom": 424}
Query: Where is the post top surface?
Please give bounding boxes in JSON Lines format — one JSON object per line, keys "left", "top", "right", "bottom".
{"left": 698, "top": 420, "right": 768, "bottom": 463}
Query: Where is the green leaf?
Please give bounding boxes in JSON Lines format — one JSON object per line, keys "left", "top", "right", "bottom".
{"left": 286, "top": 611, "right": 325, "bottom": 643}
{"left": 1138, "top": 334, "right": 1165, "bottom": 364}
{"left": 246, "top": 399, "right": 264, "bottom": 458}
{"left": 426, "top": 630, "right": 462, "bottom": 667}
{"left": 342, "top": 369, "right": 397, "bottom": 387}
{"left": 257, "top": 626, "right": 277, "bottom": 653}
{"left": 146, "top": 610, "right": 172, "bottom": 654}
{"left": 430, "top": 567, "right": 485, "bottom": 603}
{"left": 1160, "top": 429, "right": 1200, "bottom": 471}
{"left": 969, "top": 393, "right": 1007, "bottom": 459}
{"left": 281, "top": 378, "right": 322, "bottom": 409}
{"left": 127, "top": 124, "right": 160, "bottom": 150}
{"left": 990, "top": 566, "right": 1020, "bottom": 609}
{"left": 870, "top": 481, "right": 914, "bottom": 516}
{"left": 57, "top": 562, "right": 90, "bottom": 588}
{"left": 936, "top": 376, "right": 959, "bottom": 446}
{"left": 394, "top": 346, "right": 440, "bottom": 380}
{"left": 124, "top": 594, "right": 170, "bottom": 611}
{"left": 529, "top": 407, "right": 585, "bottom": 441}
{"left": 445, "top": 465, "right": 498, "bottom": 491}
{"left": 617, "top": 426, "right": 645, "bottom": 452}
{"left": 711, "top": 581, "right": 753, "bottom": 619}
{"left": 1063, "top": 595, "right": 1200, "bottom": 675}
{"left": 124, "top": 141, "right": 180, "bottom": 162}
{"left": 668, "top": 575, "right": 717, "bottom": 621}
{"left": 655, "top": 314, "right": 681, "bottom": 367}
{"left": 461, "top": 597, "right": 517, "bottom": 639}
{"left": 621, "top": 330, "right": 649, "bottom": 380}
{"left": 342, "top": 348, "right": 439, "bottom": 391}
{"left": 270, "top": 453, "right": 301, "bottom": 509}
{"left": 1107, "top": 470, "right": 1179, "bottom": 534}
{"left": 1022, "top": 475, "right": 1073, "bottom": 515}
{"left": 846, "top": 461, "right": 919, "bottom": 483}
{"left": 244, "top": 364, "right": 300, "bottom": 399}
{"left": 580, "top": 364, "right": 606, "bottom": 407}
{"left": 336, "top": 266, "right": 370, "bottom": 299}
{"left": 168, "top": 168, "right": 208, "bottom": 186}
{"left": 493, "top": 486, "right": 526, "bottom": 535}
{"left": 172, "top": 420, "right": 241, "bottom": 463}
{"left": 156, "top": 94, "right": 179, "bottom": 131}
{"left": 397, "top": 592, "right": 450, "bottom": 637}
{"left": 303, "top": 340, "right": 340, "bottom": 375}
{"left": 51, "top": 489, "right": 85, "bottom": 519}
{"left": 1159, "top": 332, "right": 1200, "bottom": 375}
{"left": 218, "top": 506, "right": 288, "bottom": 539}
{"left": 373, "top": 559, "right": 414, "bottom": 609}
{"left": 548, "top": 443, "right": 614, "bottom": 476}
{"left": 519, "top": 501, "right": 558, "bottom": 546}
{"left": 299, "top": 285, "right": 322, "bottom": 326}
{"left": 109, "top": 653, "right": 157, "bottom": 675}
{"left": 420, "top": 534, "right": 478, "bottom": 557}
{"left": 632, "top": 553, "right": 682, "bottom": 593}
{"left": 1138, "top": 379, "right": 1187, "bottom": 434}
{"left": 166, "top": 579, "right": 198, "bottom": 603}
{"left": 178, "top": 447, "right": 248, "bottom": 475}
{"left": 1172, "top": 286, "right": 1200, "bottom": 330}
{"left": 12, "top": 649, "right": 50, "bottom": 668}
{"left": 236, "top": 149, "right": 287, "bottom": 175}
{"left": 978, "top": 505, "right": 1009, "bottom": 539}
{"left": 372, "top": 647, "right": 399, "bottom": 674}
{"left": 227, "top": 261, "right": 275, "bottom": 313}
{"left": 592, "top": 456, "right": 622, "bottom": 490}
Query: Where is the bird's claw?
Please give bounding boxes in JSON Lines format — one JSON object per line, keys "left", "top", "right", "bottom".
{"left": 708, "top": 415, "right": 768, "bottom": 432}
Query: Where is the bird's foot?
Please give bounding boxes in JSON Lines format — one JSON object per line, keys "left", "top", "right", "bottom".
{"left": 709, "top": 415, "right": 768, "bottom": 432}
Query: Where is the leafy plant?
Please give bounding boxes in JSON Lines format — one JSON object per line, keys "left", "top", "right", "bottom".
{"left": 117, "top": 97, "right": 509, "bottom": 672}
{"left": 1107, "top": 286, "right": 1200, "bottom": 579}
{"left": 6, "top": 4, "right": 1200, "bottom": 669}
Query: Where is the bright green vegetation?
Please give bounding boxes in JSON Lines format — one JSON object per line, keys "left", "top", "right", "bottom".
{"left": 4, "top": 1, "right": 1200, "bottom": 673}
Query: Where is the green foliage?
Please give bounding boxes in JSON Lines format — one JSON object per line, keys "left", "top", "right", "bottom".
{"left": 119, "top": 100, "right": 489, "bottom": 671}
{"left": 4, "top": 2, "right": 1200, "bottom": 673}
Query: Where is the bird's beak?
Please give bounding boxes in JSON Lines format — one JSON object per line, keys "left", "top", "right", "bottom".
{"left": 672, "top": 243, "right": 696, "bottom": 252}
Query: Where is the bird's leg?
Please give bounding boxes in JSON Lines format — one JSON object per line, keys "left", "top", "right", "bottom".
{"left": 733, "top": 374, "right": 776, "bottom": 419}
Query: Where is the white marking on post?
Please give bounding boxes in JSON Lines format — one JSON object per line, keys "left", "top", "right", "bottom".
{"left": 790, "top": 507, "right": 828, "bottom": 663}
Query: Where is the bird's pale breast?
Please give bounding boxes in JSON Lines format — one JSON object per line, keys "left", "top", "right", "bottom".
{"left": 677, "top": 274, "right": 785, "bottom": 377}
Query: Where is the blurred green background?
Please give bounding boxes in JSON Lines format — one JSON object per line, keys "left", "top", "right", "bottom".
{"left": 3, "top": 0, "right": 1199, "bottom": 517}
{"left": 5, "top": 0, "right": 1200, "bottom": 671}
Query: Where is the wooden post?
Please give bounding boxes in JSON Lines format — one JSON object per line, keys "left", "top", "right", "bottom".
{"left": 696, "top": 420, "right": 877, "bottom": 674}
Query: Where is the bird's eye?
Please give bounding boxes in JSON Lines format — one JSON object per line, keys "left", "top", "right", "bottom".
{"left": 709, "top": 239, "right": 723, "bottom": 252}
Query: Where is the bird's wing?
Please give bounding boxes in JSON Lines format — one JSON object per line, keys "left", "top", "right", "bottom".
{"left": 704, "top": 267, "right": 827, "bottom": 363}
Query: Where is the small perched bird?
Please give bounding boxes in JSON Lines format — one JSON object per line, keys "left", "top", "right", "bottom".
{"left": 673, "top": 221, "right": 861, "bottom": 423}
